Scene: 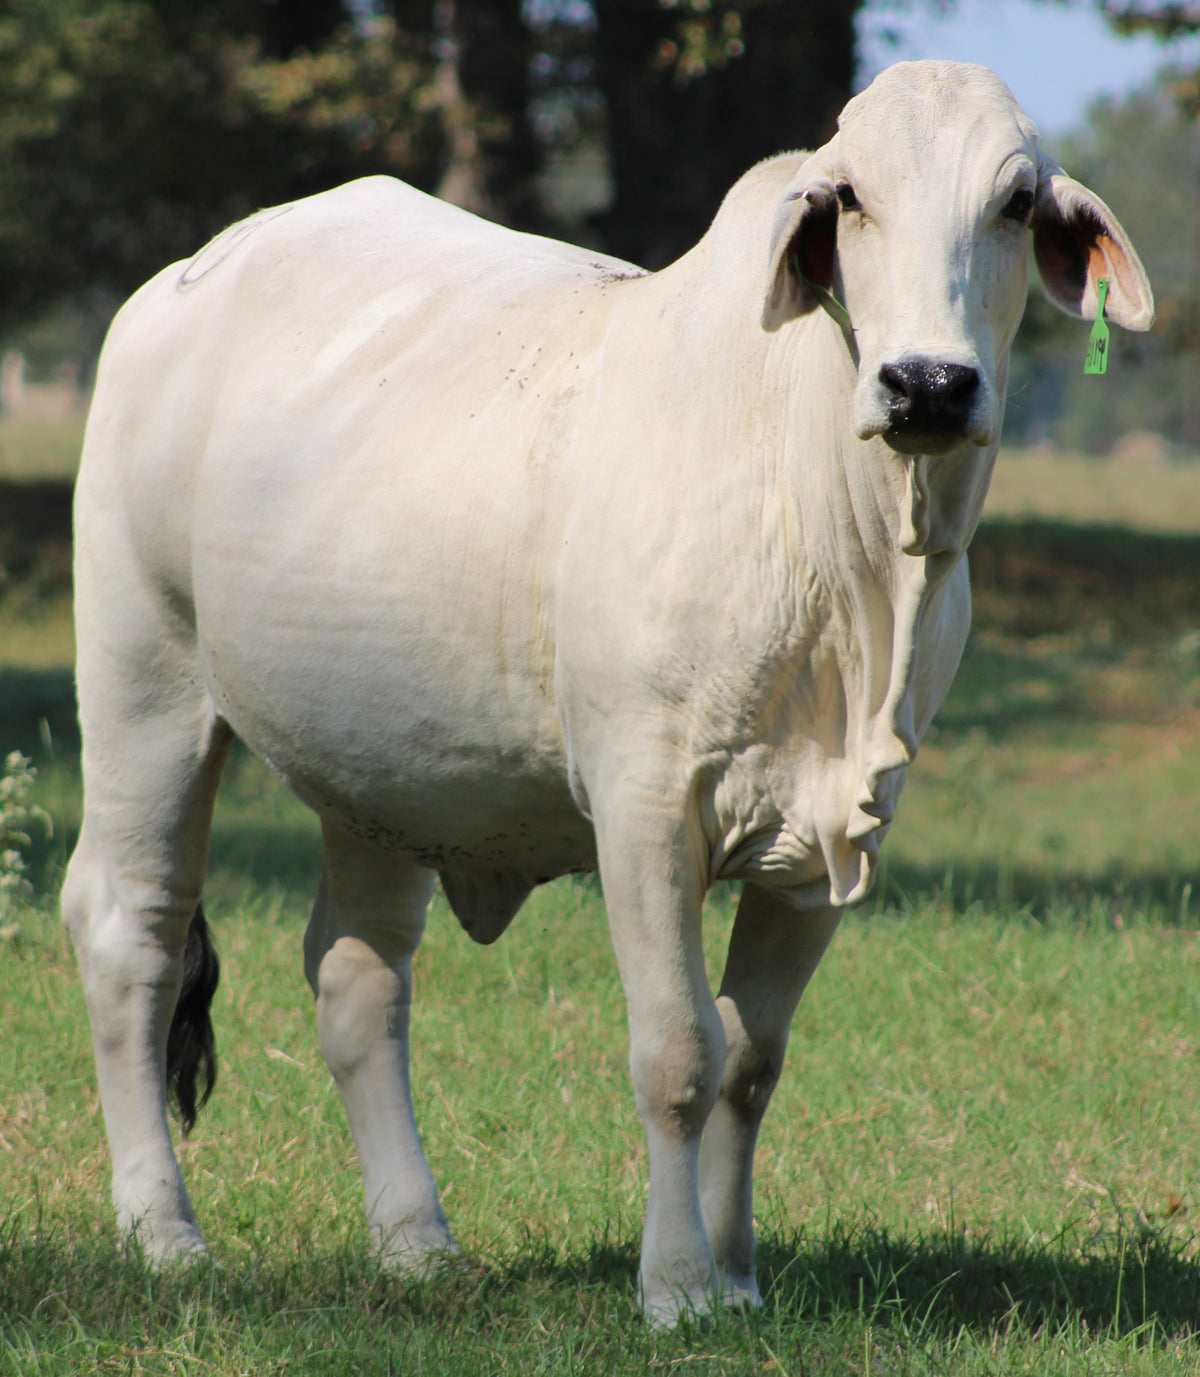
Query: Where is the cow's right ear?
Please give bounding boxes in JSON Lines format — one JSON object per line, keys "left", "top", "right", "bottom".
{"left": 762, "top": 172, "right": 839, "bottom": 332}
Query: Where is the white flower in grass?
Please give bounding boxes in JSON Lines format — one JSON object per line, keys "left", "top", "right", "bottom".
{"left": 0, "top": 751, "right": 52, "bottom": 936}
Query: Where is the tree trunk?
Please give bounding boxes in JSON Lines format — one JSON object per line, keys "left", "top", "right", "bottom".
{"left": 591, "top": 0, "right": 862, "bottom": 269}
{"left": 433, "top": 0, "right": 541, "bottom": 227}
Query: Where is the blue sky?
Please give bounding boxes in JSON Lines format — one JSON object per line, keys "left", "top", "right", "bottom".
{"left": 857, "top": 0, "right": 1200, "bottom": 136}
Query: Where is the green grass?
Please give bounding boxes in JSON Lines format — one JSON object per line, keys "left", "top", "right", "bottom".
{"left": 0, "top": 414, "right": 84, "bottom": 485}
{"left": 3, "top": 884, "right": 1199, "bottom": 1373}
{"left": 5, "top": 753, "right": 1200, "bottom": 1373}
{"left": 2, "top": 454, "right": 1200, "bottom": 1371}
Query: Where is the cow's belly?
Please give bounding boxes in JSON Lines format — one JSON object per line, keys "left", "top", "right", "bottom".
{"left": 288, "top": 758, "right": 597, "bottom": 882}
{"left": 194, "top": 549, "right": 593, "bottom": 882}
{"left": 211, "top": 654, "right": 596, "bottom": 879}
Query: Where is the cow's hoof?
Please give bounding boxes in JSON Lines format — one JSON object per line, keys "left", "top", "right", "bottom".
{"left": 127, "top": 1219, "right": 210, "bottom": 1267}
{"left": 643, "top": 1294, "right": 713, "bottom": 1330}
{"left": 642, "top": 1270, "right": 764, "bottom": 1328}
{"left": 641, "top": 1279, "right": 726, "bottom": 1330}
{"left": 720, "top": 1272, "right": 763, "bottom": 1311}
{"left": 378, "top": 1228, "right": 459, "bottom": 1277}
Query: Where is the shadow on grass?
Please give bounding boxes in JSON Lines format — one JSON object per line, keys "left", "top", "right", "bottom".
{"left": 0, "top": 665, "right": 78, "bottom": 761}
{"left": 0, "top": 479, "right": 73, "bottom": 611}
{"left": 933, "top": 637, "right": 1129, "bottom": 740}
{"left": 3, "top": 1219, "right": 1197, "bottom": 1344}
{"left": 472, "top": 1221, "right": 1200, "bottom": 1341}
{"left": 969, "top": 520, "right": 1200, "bottom": 641}
{"left": 873, "top": 856, "right": 1200, "bottom": 927}
{"left": 206, "top": 818, "right": 323, "bottom": 903}
{"left": 755, "top": 1221, "right": 1200, "bottom": 1340}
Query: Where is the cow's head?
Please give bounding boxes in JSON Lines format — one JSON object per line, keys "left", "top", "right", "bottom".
{"left": 763, "top": 61, "right": 1153, "bottom": 460}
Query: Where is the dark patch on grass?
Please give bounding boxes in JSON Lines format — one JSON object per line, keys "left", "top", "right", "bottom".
{"left": 0, "top": 665, "right": 78, "bottom": 760}
{"left": 755, "top": 1218, "right": 1200, "bottom": 1344}
{"left": 872, "top": 857, "right": 1200, "bottom": 928}
{"left": 932, "top": 635, "right": 1105, "bottom": 739}
{"left": 2, "top": 1217, "right": 1196, "bottom": 1367}
{"left": 206, "top": 818, "right": 323, "bottom": 899}
{"left": 0, "top": 478, "right": 73, "bottom": 611}
{"left": 970, "top": 520, "right": 1200, "bottom": 641}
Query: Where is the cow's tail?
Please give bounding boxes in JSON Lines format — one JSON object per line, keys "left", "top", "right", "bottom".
{"left": 165, "top": 904, "right": 220, "bottom": 1136}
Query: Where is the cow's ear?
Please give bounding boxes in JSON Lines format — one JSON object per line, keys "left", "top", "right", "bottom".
{"left": 1032, "top": 151, "right": 1154, "bottom": 332}
{"left": 763, "top": 169, "right": 838, "bottom": 331}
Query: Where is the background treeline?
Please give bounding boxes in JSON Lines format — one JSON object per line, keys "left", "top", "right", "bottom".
{"left": 0, "top": 0, "right": 1196, "bottom": 454}
{"left": 0, "top": 0, "right": 859, "bottom": 328}
{"left": 1008, "top": 73, "right": 1200, "bottom": 454}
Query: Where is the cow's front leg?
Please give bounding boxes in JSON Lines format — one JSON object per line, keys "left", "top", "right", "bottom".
{"left": 304, "top": 824, "right": 453, "bottom": 1268}
{"left": 699, "top": 885, "right": 840, "bottom": 1305}
{"left": 595, "top": 796, "right": 726, "bottom": 1326}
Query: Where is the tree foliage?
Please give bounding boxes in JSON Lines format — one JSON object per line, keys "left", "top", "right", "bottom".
{"left": 0, "top": 0, "right": 443, "bottom": 330}
{"left": 591, "top": 0, "right": 861, "bottom": 266}
{"left": 1005, "top": 68, "right": 1197, "bottom": 452}
{"left": 0, "top": 0, "right": 874, "bottom": 339}
{"left": 1101, "top": 1, "right": 1200, "bottom": 43}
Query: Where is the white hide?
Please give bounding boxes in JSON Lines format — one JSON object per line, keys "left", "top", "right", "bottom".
{"left": 63, "top": 62, "right": 1153, "bottom": 1325}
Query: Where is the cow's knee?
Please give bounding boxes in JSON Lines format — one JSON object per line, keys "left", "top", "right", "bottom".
{"left": 631, "top": 1010, "right": 726, "bottom": 1142}
{"left": 715, "top": 1003, "right": 787, "bottom": 1123}
{"left": 313, "top": 935, "right": 413, "bottom": 1075}
{"left": 61, "top": 829, "right": 102, "bottom": 972}
{"left": 303, "top": 839, "right": 433, "bottom": 988}
{"left": 62, "top": 825, "right": 120, "bottom": 970}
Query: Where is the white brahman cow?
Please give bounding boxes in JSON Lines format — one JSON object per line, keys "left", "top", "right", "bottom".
{"left": 63, "top": 61, "right": 1153, "bottom": 1324}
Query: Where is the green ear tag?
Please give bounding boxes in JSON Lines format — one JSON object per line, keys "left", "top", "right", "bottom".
{"left": 1084, "top": 278, "right": 1110, "bottom": 376}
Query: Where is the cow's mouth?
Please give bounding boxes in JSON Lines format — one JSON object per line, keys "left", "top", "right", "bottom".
{"left": 881, "top": 423, "right": 971, "bottom": 458}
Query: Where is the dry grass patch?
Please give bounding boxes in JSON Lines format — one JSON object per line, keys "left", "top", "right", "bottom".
{"left": 988, "top": 449, "right": 1200, "bottom": 532}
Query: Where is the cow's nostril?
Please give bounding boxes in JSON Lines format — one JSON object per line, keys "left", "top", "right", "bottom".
{"left": 880, "top": 362, "right": 915, "bottom": 408}
{"left": 942, "top": 363, "right": 980, "bottom": 403}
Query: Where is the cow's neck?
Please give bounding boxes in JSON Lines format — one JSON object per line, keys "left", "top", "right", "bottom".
{"left": 761, "top": 323, "right": 1000, "bottom": 902}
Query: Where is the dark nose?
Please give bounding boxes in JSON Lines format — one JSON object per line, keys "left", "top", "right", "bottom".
{"left": 880, "top": 359, "right": 980, "bottom": 438}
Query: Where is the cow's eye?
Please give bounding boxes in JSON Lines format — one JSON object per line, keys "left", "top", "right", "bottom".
{"left": 836, "top": 183, "right": 860, "bottom": 213}
{"left": 1002, "top": 187, "right": 1035, "bottom": 223}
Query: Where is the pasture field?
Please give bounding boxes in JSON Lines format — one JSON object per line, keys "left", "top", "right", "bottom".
{"left": 1, "top": 434, "right": 1199, "bottom": 1373}
{"left": 985, "top": 449, "right": 1200, "bottom": 535}
{"left": 0, "top": 414, "right": 84, "bottom": 487}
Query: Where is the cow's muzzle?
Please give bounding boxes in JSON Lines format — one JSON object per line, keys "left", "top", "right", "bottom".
{"left": 878, "top": 359, "right": 981, "bottom": 456}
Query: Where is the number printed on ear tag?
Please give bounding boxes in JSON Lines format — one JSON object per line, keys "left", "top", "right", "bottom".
{"left": 1084, "top": 278, "right": 1111, "bottom": 376}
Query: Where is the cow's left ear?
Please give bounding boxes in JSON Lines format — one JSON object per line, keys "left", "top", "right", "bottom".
{"left": 763, "top": 160, "right": 839, "bottom": 331}
{"left": 1032, "top": 151, "right": 1155, "bottom": 331}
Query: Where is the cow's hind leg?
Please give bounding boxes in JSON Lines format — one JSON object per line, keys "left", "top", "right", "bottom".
{"left": 303, "top": 822, "right": 452, "bottom": 1267}
{"left": 62, "top": 692, "right": 232, "bottom": 1262}
{"left": 699, "top": 886, "right": 840, "bottom": 1306}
